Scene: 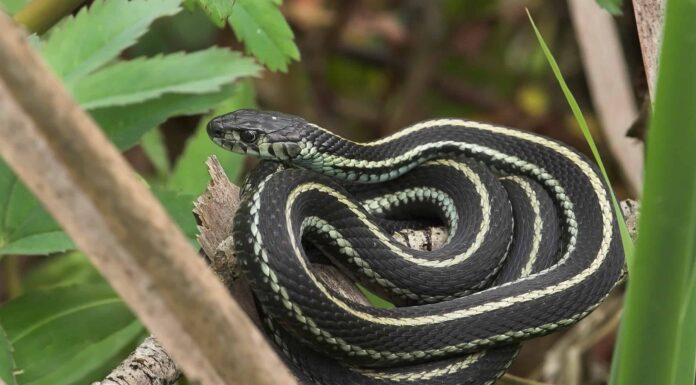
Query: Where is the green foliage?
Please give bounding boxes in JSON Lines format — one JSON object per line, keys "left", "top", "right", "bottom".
{"left": 526, "top": 11, "right": 634, "bottom": 267}
{"left": 0, "top": 0, "right": 259, "bottom": 258}
{"left": 0, "top": 285, "right": 144, "bottom": 385}
{"left": 168, "top": 81, "right": 256, "bottom": 194}
{"left": 154, "top": 189, "right": 199, "bottom": 241}
{"left": 93, "top": 86, "right": 235, "bottom": 150}
{"left": 141, "top": 129, "right": 171, "bottom": 178}
{"left": 195, "top": 0, "right": 299, "bottom": 72}
{"left": 0, "top": 162, "right": 72, "bottom": 257}
{"left": 0, "top": 324, "right": 17, "bottom": 385}
{"left": 675, "top": 280, "right": 696, "bottom": 384}
{"left": 0, "top": 0, "right": 28, "bottom": 15}
{"left": 614, "top": 0, "right": 696, "bottom": 383}
{"left": 72, "top": 48, "right": 259, "bottom": 109}
{"left": 195, "top": 0, "right": 233, "bottom": 26}
{"left": 21, "top": 252, "right": 102, "bottom": 292}
{"left": 595, "top": 0, "right": 622, "bottom": 15}
{"left": 39, "top": 0, "right": 182, "bottom": 85}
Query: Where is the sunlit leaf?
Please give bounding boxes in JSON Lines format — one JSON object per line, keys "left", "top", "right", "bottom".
{"left": 194, "top": 0, "right": 298, "bottom": 71}
{"left": 39, "top": 0, "right": 182, "bottom": 85}
{"left": 195, "top": 0, "right": 233, "bottom": 27}
{"left": 0, "top": 285, "right": 144, "bottom": 385}
{"left": 228, "top": 0, "right": 299, "bottom": 72}
{"left": 73, "top": 48, "right": 259, "bottom": 109}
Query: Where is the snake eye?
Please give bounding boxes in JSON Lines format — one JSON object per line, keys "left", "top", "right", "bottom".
{"left": 240, "top": 130, "right": 259, "bottom": 144}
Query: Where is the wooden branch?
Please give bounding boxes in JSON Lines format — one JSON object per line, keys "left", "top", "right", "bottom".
{"left": 567, "top": 0, "right": 644, "bottom": 195}
{"left": 0, "top": 13, "right": 294, "bottom": 385}
{"left": 632, "top": 0, "right": 665, "bottom": 101}
{"left": 13, "top": 0, "right": 86, "bottom": 34}
{"left": 92, "top": 337, "right": 179, "bottom": 385}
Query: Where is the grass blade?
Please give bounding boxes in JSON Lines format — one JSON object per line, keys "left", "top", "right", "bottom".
{"left": 613, "top": 0, "right": 696, "bottom": 383}
{"left": 526, "top": 10, "right": 634, "bottom": 268}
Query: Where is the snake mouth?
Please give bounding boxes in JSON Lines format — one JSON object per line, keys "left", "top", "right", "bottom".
{"left": 218, "top": 140, "right": 260, "bottom": 155}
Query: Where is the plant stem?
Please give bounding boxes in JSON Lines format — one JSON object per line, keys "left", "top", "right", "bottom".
{"left": 496, "top": 374, "right": 552, "bottom": 385}
{"left": 2, "top": 255, "right": 21, "bottom": 299}
{"left": 615, "top": 0, "right": 696, "bottom": 383}
{"left": 13, "top": 0, "right": 85, "bottom": 34}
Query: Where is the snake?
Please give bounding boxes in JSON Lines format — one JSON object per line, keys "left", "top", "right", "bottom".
{"left": 206, "top": 109, "right": 625, "bottom": 385}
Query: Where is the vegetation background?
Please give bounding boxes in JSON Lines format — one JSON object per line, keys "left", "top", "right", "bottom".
{"left": 0, "top": 1, "right": 693, "bottom": 385}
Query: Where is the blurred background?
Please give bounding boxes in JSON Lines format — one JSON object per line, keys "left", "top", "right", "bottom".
{"left": 0, "top": 0, "right": 651, "bottom": 384}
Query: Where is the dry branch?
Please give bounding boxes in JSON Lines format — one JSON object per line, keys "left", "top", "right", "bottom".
{"left": 0, "top": 13, "right": 294, "bottom": 385}
{"left": 567, "top": 0, "right": 644, "bottom": 195}
{"left": 93, "top": 337, "right": 179, "bottom": 385}
{"left": 632, "top": 0, "right": 665, "bottom": 101}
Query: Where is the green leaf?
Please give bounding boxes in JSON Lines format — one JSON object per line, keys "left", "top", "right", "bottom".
{"left": 0, "top": 0, "right": 28, "bottom": 15}
{"left": 22, "top": 252, "right": 102, "bottom": 292}
{"left": 0, "top": 284, "right": 144, "bottom": 385}
{"left": 0, "top": 161, "right": 73, "bottom": 257}
{"left": 614, "top": 0, "right": 696, "bottom": 383}
{"left": 73, "top": 48, "right": 260, "bottom": 109}
{"left": 0, "top": 323, "right": 17, "bottom": 385}
{"left": 227, "top": 0, "right": 299, "bottom": 72}
{"left": 92, "top": 85, "right": 236, "bottom": 150}
{"left": 526, "top": 11, "right": 634, "bottom": 268}
{"left": 168, "top": 81, "right": 256, "bottom": 194}
{"left": 595, "top": 0, "right": 622, "bottom": 15}
{"left": 674, "top": 276, "right": 696, "bottom": 384}
{"left": 154, "top": 189, "right": 198, "bottom": 241}
{"left": 141, "top": 128, "right": 171, "bottom": 177}
{"left": 195, "top": 0, "right": 233, "bottom": 27}
{"left": 40, "top": 0, "right": 182, "bottom": 85}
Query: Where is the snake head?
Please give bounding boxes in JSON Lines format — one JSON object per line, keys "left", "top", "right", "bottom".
{"left": 207, "top": 109, "right": 307, "bottom": 160}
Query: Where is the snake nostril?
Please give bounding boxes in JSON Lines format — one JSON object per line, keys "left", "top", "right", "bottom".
{"left": 207, "top": 119, "right": 223, "bottom": 138}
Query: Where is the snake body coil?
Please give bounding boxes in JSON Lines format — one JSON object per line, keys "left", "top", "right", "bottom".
{"left": 207, "top": 109, "right": 624, "bottom": 385}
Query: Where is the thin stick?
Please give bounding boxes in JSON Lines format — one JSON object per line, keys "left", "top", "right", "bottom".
{"left": 632, "top": 0, "right": 665, "bottom": 101}
{"left": 567, "top": 0, "right": 644, "bottom": 195}
{"left": 13, "top": 0, "right": 85, "bottom": 34}
{"left": 0, "top": 13, "right": 295, "bottom": 385}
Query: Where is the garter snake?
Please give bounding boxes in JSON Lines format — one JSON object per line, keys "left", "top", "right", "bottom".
{"left": 207, "top": 109, "right": 624, "bottom": 385}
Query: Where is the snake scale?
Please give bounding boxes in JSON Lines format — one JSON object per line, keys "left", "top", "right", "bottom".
{"left": 206, "top": 109, "right": 625, "bottom": 385}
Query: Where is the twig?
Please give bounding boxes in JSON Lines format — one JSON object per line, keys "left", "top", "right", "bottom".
{"left": 567, "top": 0, "right": 644, "bottom": 195}
{"left": 93, "top": 337, "right": 179, "bottom": 385}
{"left": 632, "top": 0, "right": 665, "bottom": 101}
{"left": 1, "top": 255, "right": 22, "bottom": 299}
{"left": 0, "top": 13, "right": 294, "bottom": 385}
{"left": 13, "top": 0, "right": 85, "bottom": 34}
{"left": 495, "top": 373, "right": 551, "bottom": 385}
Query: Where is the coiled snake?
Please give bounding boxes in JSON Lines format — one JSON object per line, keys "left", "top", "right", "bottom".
{"left": 207, "top": 109, "right": 624, "bottom": 385}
